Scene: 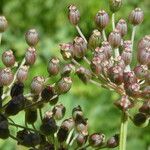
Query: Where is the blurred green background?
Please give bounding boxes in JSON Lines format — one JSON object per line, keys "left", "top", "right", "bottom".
{"left": 0, "top": 0, "right": 150, "bottom": 149}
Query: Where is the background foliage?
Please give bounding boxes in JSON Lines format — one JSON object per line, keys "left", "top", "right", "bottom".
{"left": 0, "top": 0, "right": 150, "bottom": 149}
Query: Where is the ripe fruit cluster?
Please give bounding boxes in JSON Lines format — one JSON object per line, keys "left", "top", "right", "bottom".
{"left": 0, "top": 0, "right": 149, "bottom": 150}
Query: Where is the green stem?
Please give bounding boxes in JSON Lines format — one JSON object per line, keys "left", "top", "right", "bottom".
{"left": 119, "top": 112, "right": 128, "bottom": 150}
{"left": 102, "top": 29, "right": 107, "bottom": 41}
{"left": 131, "top": 26, "right": 136, "bottom": 52}
{"left": 0, "top": 33, "right": 2, "bottom": 44}
{"left": 75, "top": 25, "right": 87, "bottom": 44}
{"left": 112, "top": 13, "right": 115, "bottom": 30}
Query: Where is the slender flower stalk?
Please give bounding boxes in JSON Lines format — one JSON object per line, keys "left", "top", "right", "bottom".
{"left": 131, "top": 26, "right": 136, "bottom": 51}
{"left": 75, "top": 25, "right": 87, "bottom": 44}
{"left": 102, "top": 30, "right": 107, "bottom": 41}
{"left": 112, "top": 13, "right": 115, "bottom": 30}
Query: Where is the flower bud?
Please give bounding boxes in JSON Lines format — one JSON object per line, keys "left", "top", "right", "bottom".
{"left": 17, "top": 65, "right": 28, "bottom": 83}
{"left": 60, "top": 43, "right": 74, "bottom": 60}
{"left": 52, "top": 103, "right": 66, "bottom": 120}
{"left": 134, "top": 65, "right": 148, "bottom": 79}
{"left": 94, "top": 47, "right": 107, "bottom": 61}
{"left": 88, "top": 29, "right": 102, "bottom": 50}
{"left": 116, "top": 19, "right": 127, "bottom": 37}
{"left": 25, "top": 47, "right": 37, "bottom": 66}
{"left": 107, "top": 134, "right": 119, "bottom": 148}
{"left": 109, "top": 0, "right": 122, "bottom": 12}
{"left": 72, "top": 105, "right": 83, "bottom": 122}
{"left": 114, "top": 95, "right": 132, "bottom": 111}
{"left": 61, "top": 118, "right": 74, "bottom": 131}
{"left": 139, "top": 100, "right": 150, "bottom": 115}
{"left": 89, "top": 133, "right": 105, "bottom": 148}
{"left": 55, "top": 77, "right": 72, "bottom": 94}
{"left": 108, "top": 29, "right": 121, "bottom": 48}
{"left": 108, "top": 65, "right": 123, "bottom": 85}
{"left": 101, "top": 41, "right": 112, "bottom": 59}
{"left": 123, "top": 71, "right": 137, "bottom": 84}
{"left": 41, "top": 85, "right": 55, "bottom": 101}
{"left": 76, "top": 67, "right": 92, "bottom": 84}
{"left": 57, "top": 126, "right": 69, "bottom": 143}
{"left": 73, "top": 37, "right": 87, "bottom": 59}
{"left": 2, "top": 50, "right": 15, "bottom": 67}
{"left": 40, "top": 116, "right": 57, "bottom": 135}
{"left": 0, "top": 68, "right": 14, "bottom": 86}
{"left": 76, "top": 133, "right": 88, "bottom": 146}
{"left": 137, "top": 47, "right": 150, "bottom": 65}
{"left": 68, "top": 5, "right": 80, "bottom": 25}
{"left": 121, "top": 47, "right": 132, "bottom": 65}
{"left": 125, "top": 83, "right": 140, "bottom": 98}
{"left": 61, "top": 64, "right": 75, "bottom": 77}
{"left": 30, "top": 76, "right": 45, "bottom": 95}
{"left": 17, "top": 130, "right": 42, "bottom": 147}
{"left": 122, "top": 40, "right": 132, "bottom": 49}
{"left": 114, "top": 56, "right": 126, "bottom": 69}
{"left": 25, "top": 108, "right": 37, "bottom": 124}
{"left": 0, "top": 114, "right": 9, "bottom": 139}
{"left": 138, "top": 35, "right": 150, "bottom": 51}
{"left": 133, "top": 113, "right": 149, "bottom": 128}
{"left": 47, "top": 57, "right": 60, "bottom": 76}
{"left": 95, "top": 10, "right": 109, "bottom": 30}
{"left": 0, "top": 16, "right": 8, "bottom": 33}
{"left": 129, "top": 8, "right": 144, "bottom": 25}
{"left": 5, "top": 94, "right": 25, "bottom": 116}
{"left": 76, "top": 118, "right": 88, "bottom": 135}
{"left": 90, "top": 56, "right": 102, "bottom": 75}
{"left": 25, "top": 29, "right": 39, "bottom": 46}
{"left": 10, "top": 82, "right": 24, "bottom": 98}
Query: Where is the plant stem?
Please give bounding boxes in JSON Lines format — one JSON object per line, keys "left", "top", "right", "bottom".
{"left": 75, "top": 25, "right": 87, "bottom": 44}
{"left": 119, "top": 112, "right": 128, "bottom": 150}
{"left": 0, "top": 33, "right": 2, "bottom": 44}
{"left": 112, "top": 13, "right": 115, "bottom": 30}
{"left": 39, "top": 108, "right": 43, "bottom": 121}
{"left": 102, "top": 30, "right": 107, "bottom": 41}
{"left": 114, "top": 48, "right": 120, "bottom": 57}
{"left": 9, "top": 122, "right": 39, "bottom": 133}
{"left": 131, "top": 26, "right": 136, "bottom": 52}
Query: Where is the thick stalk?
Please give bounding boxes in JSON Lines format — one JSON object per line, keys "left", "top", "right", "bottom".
{"left": 119, "top": 112, "right": 128, "bottom": 150}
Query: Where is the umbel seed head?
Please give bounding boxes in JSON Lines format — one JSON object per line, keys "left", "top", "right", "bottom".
{"left": 47, "top": 57, "right": 60, "bottom": 76}
{"left": 2, "top": 50, "right": 15, "bottom": 67}
{"left": 17, "top": 66, "right": 28, "bottom": 83}
{"left": 95, "top": 10, "right": 109, "bottom": 30}
{"left": 25, "top": 47, "right": 37, "bottom": 66}
{"left": 25, "top": 29, "right": 39, "bottom": 46}
{"left": 108, "top": 29, "right": 121, "bottom": 48}
{"left": 68, "top": 5, "right": 80, "bottom": 26}
{"left": 129, "top": 8, "right": 144, "bottom": 25}
{"left": 0, "top": 16, "right": 8, "bottom": 33}
{"left": 0, "top": 68, "right": 14, "bottom": 86}
{"left": 73, "top": 36, "right": 87, "bottom": 59}
{"left": 30, "top": 76, "right": 45, "bottom": 95}
{"left": 88, "top": 29, "right": 102, "bottom": 50}
{"left": 55, "top": 77, "right": 72, "bottom": 94}
{"left": 109, "top": 0, "right": 122, "bottom": 12}
{"left": 116, "top": 19, "right": 127, "bottom": 37}
{"left": 89, "top": 133, "right": 105, "bottom": 148}
{"left": 59, "top": 43, "right": 74, "bottom": 60}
